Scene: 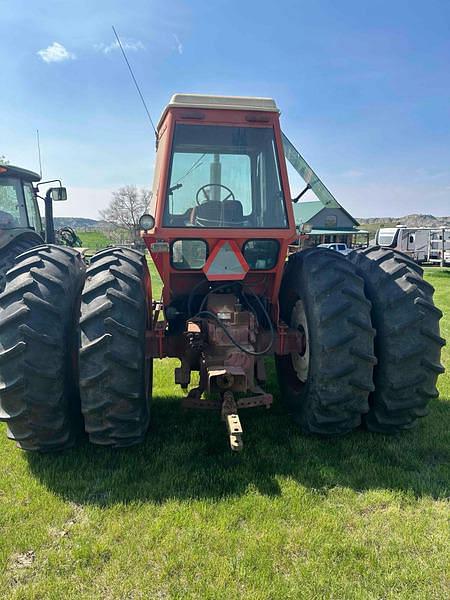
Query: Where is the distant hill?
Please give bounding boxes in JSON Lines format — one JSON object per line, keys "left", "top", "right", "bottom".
{"left": 53, "top": 217, "right": 109, "bottom": 230}
{"left": 54, "top": 214, "right": 450, "bottom": 233}
{"left": 358, "top": 214, "right": 450, "bottom": 228}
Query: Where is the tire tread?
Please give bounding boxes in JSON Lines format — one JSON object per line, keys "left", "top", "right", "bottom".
{"left": 276, "top": 247, "right": 375, "bottom": 435}
{"left": 79, "top": 247, "right": 151, "bottom": 447}
{"left": 0, "top": 244, "right": 85, "bottom": 451}
{"left": 349, "top": 245, "right": 445, "bottom": 433}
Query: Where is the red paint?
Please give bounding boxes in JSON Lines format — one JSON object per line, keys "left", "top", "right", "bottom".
{"left": 144, "top": 104, "right": 296, "bottom": 311}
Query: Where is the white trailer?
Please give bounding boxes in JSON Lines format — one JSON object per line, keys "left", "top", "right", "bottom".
{"left": 427, "top": 228, "right": 450, "bottom": 264}
{"left": 375, "top": 226, "right": 450, "bottom": 264}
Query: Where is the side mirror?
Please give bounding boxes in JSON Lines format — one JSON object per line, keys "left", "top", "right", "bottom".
{"left": 49, "top": 187, "right": 67, "bottom": 202}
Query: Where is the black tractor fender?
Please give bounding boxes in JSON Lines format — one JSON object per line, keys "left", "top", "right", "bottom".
{"left": 0, "top": 229, "right": 44, "bottom": 292}
{"left": 0, "top": 228, "right": 43, "bottom": 252}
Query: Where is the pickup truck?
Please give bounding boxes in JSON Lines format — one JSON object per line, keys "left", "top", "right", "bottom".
{"left": 317, "top": 242, "right": 352, "bottom": 255}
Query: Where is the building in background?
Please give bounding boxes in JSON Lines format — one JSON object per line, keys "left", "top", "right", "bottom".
{"left": 293, "top": 200, "right": 369, "bottom": 248}
{"left": 282, "top": 135, "right": 369, "bottom": 250}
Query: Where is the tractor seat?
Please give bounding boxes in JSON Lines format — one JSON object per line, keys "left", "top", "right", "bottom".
{"left": 191, "top": 200, "right": 246, "bottom": 227}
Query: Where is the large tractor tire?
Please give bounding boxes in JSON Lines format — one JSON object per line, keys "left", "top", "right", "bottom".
{"left": 0, "top": 245, "right": 86, "bottom": 451}
{"left": 275, "top": 247, "right": 376, "bottom": 435}
{"left": 349, "top": 246, "right": 445, "bottom": 433}
{"left": 79, "top": 247, "right": 152, "bottom": 447}
{"left": 0, "top": 233, "right": 43, "bottom": 292}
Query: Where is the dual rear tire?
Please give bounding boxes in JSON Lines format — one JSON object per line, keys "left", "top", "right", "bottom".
{"left": 348, "top": 246, "right": 445, "bottom": 432}
{"left": 277, "top": 246, "right": 445, "bottom": 435}
{"left": 79, "top": 247, "right": 152, "bottom": 447}
{"left": 0, "top": 245, "right": 151, "bottom": 451}
{"left": 276, "top": 247, "right": 376, "bottom": 435}
{"left": 0, "top": 245, "right": 85, "bottom": 451}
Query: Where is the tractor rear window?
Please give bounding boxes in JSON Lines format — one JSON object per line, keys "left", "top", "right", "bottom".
{"left": 171, "top": 239, "right": 207, "bottom": 270}
{"left": 0, "top": 178, "right": 22, "bottom": 228}
{"left": 164, "top": 124, "right": 288, "bottom": 229}
{"left": 243, "top": 239, "right": 279, "bottom": 269}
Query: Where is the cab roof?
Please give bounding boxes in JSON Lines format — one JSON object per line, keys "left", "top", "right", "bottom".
{"left": 158, "top": 93, "right": 279, "bottom": 131}
{"left": 0, "top": 164, "right": 41, "bottom": 182}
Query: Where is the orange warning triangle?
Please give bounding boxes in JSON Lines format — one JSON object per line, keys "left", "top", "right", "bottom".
{"left": 203, "top": 240, "right": 249, "bottom": 281}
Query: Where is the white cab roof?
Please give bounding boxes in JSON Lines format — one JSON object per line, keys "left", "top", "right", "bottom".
{"left": 158, "top": 93, "right": 279, "bottom": 129}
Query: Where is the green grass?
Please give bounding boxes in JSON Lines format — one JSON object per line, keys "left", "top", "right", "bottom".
{"left": 78, "top": 230, "right": 111, "bottom": 253}
{"left": 0, "top": 268, "right": 449, "bottom": 599}
{"left": 148, "top": 257, "right": 163, "bottom": 299}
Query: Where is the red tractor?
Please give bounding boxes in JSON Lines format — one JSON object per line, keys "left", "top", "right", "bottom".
{"left": 0, "top": 94, "right": 445, "bottom": 451}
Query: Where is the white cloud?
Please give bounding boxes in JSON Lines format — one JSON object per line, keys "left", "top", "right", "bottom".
{"left": 95, "top": 38, "right": 145, "bottom": 55}
{"left": 173, "top": 34, "right": 183, "bottom": 55}
{"left": 37, "top": 42, "right": 76, "bottom": 63}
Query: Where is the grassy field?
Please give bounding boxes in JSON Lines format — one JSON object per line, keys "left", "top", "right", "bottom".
{"left": 0, "top": 266, "right": 448, "bottom": 599}
{"left": 77, "top": 230, "right": 111, "bottom": 253}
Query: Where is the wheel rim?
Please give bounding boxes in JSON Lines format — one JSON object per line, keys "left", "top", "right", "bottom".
{"left": 291, "top": 299, "right": 310, "bottom": 383}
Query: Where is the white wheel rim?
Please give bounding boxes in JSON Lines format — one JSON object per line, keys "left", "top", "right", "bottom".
{"left": 291, "top": 299, "right": 310, "bottom": 383}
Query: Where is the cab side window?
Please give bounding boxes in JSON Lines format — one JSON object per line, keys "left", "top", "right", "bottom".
{"left": 0, "top": 178, "right": 22, "bottom": 228}
{"left": 23, "top": 183, "right": 42, "bottom": 233}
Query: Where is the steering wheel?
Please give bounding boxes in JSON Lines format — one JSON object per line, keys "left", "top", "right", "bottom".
{"left": 195, "top": 183, "right": 235, "bottom": 206}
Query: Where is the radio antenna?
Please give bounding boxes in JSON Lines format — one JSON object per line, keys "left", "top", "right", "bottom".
{"left": 112, "top": 26, "right": 157, "bottom": 138}
{"left": 36, "top": 129, "right": 43, "bottom": 178}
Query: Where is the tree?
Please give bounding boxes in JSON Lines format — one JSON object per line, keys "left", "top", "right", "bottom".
{"left": 99, "top": 185, "right": 151, "bottom": 242}
{"left": 0, "top": 155, "right": 9, "bottom": 165}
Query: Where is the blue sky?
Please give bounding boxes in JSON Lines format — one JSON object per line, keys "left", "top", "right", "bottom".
{"left": 1, "top": 0, "right": 449, "bottom": 218}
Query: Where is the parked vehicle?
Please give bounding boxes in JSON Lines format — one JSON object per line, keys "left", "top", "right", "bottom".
{"left": 317, "top": 242, "right": 351, "bottom": 255}
{"left": 375, "top": 225, "right": 450, "bottom": 264}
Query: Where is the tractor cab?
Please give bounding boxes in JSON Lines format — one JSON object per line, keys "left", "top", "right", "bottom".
{"left": 0, "top": 163, "right": 71, "bottom": 292}
{"left": 0, "top": 165, "right": 43, "bottom": 235}
{"left": 0, "top": 164, "right": 68, "bottom": 243}
{"left": 143, "top": 94, "right": 297, "bottom": 308}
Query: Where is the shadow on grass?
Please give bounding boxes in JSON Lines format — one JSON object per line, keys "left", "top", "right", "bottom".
{"left": 21, "top": 267, "right": 450, "bottom": 504}
{"left": 26, "top": 388, "right": 450, "bottom": 505}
